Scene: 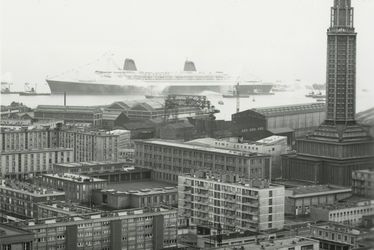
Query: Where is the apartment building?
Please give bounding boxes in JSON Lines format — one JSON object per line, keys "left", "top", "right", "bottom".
{"left": 178, "top": 175, "right": 285, "bottom": 233}
{"left": 41, "top": 173, "right": 107, "bottom": 203}
{"left": 135, "top": 139, "right": 271, "bottom": 184}
{"left": 57, "top": 130, "right": 119, "bottom": 162}
{"left": 0, "top": 179, "right": 65, "bottom": 219}
{"left": 0, "top": 148, "right": 74, "bottom": 179}
{"left": 0, "top": 127, "right": 119, "bottom": 163}
{"left": 0, "top": 127, "right": 58, "bottom": 152}
{"left": 352, "top": 169, "right": 374, "bottom": 198}
{"left": 310, "top": 199, "right": 374, "bottom": 226}
{"left": 284, "top": 185, "right": 352, "bottom": 216}
{"left": 15, "top": 207, "right": 177, "bottom": 250}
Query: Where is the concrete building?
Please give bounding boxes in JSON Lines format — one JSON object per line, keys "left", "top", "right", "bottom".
{"left": 0, "top": 127, "right": 59, "bottom": 152}
{"left": 0, "top": 126, "right": 120, "bottom": 163}
{"left": 285, "top": 185, "right": 352, "bottom": 216}
{"left": 53, "top": 162, "right": 151, "bottom": 183}
{"left": 352, "top": 169, "right": 374, "bottom": 198}
{"left": 34, "top": 105, "right": 103, "bottom": 126}
{"left": 189, "top": 135, "right": 289, "bottom": 179}
{"left": 57, "top": 129, "right": 119, "bottom": 162}
{"left": 0, "top": 147, "right": 74, "bottom": 179}
{"left": 232, "top": 103, "right": 326, "bottom": 142}
{"left": 36, "top": 201, "right": 100, "bottom": 219}
{"left": 0, "top": 179, "right": 65, "bottom": 219}
{"left": 178, "top": 175, "right": 285, "bottom": 233}
{"left": 135, "top": 139, "right": 272, "bottom": 184}
{"left": 310, "top": 199, "right": 374, "bottom": 226}
{"left": 0, "top": 223, "right": 34, "bottom": 250}
{"left": 41, "top": 173, "right": 107, "bottom": 203}
{"left": 282, "top": 0, "right": 374, "bottom": 187}
{"left": 310, "top": 222, "right": 361, "bottom": 250}
{"left": 14, "top": 207, "right": 177, "bottom": 250}
{"left": 92, "top": 182, "right": 177, "bottom": 209}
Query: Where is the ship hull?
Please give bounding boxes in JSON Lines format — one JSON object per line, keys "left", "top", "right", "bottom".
{"left": 46, "top": 79, "right": 273, "bottom": 95}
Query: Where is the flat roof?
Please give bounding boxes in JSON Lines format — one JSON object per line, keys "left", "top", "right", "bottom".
{"left": 0, "top": 223, "right": 33, "bottom": 238}
{"left": 107, "top": 181, "right": 176, "bottom": 192}
{"left": 0, "top": 147, "right": 73, "bottom": 154}
{"left": 43, "top": 173, "right": 106, "bottom": 183}
{"left": 139, "top": 140, "right": 267, "bottom": 158}
{"left": 252, "top": 103, "right": 325, "bottom": 117}
{"left": 287, "top": 185, "right": 351, "bottom": 198}
{"left": 54, "top": 161, "right": 130, "bottom": 168}
{"left": 0, "top": 180, "right": 65, "bottom": 197}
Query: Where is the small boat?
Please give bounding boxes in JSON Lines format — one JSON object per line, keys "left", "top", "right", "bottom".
{"left": 218, "top": 100, "right": 224, "bottom": 105}
{"left": 305, "top": 91, "right": 326, "bottom": 98}
{"left": 18, "top": 83, "right": 50, "bottom": 96}
{"left": 316, "top": 98, "right": 326, "bottom": 102}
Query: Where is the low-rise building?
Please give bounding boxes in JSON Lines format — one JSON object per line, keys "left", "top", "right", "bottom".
{"left": 0, "top": 223, "right": 34, "bottom": 250}
{"left": 0, "top": 179, "right": 65, "bottom": 219}
{"left": 0, "top": 147, "right": 74, "bottom": 179}
{"left": 352, "top": 169, "right": 374, "bottom": 198}
{"left": 285, "top": 185, "right": 352, "bottom": 216}
{"left": 41, "top": 173, "right": 107, "bottom": 203}
{"left": 135, "top": 139, "right": 272, "bottom": 184}
{"left": 14, "top": 207, "right": 177, "bottom": 250}
{"left": 310, "top": 199, "right": 374, "bottom": 226}
{"left": 310, "top": 222, "right": 361, "bottom": 250}
{"left": 92, "top": 181, "right": 177, "bottom": 209}
{"left": 178, "top": 175, "right": 285, "bottom": 233}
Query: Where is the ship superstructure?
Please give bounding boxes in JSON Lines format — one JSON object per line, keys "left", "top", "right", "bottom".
{"left": 46, "top": 59, "right": 273, "bottom": 95}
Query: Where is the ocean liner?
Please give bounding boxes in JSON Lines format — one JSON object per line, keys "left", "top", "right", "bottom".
{"left": 46, "top": 59, "right": 273, "bottom": 95}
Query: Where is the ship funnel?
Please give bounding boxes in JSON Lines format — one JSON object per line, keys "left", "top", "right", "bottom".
{"left": 184, "top": 60, "right": 196, "bottom": 72}
{"left": 123, "top": 58, "right": 137, "bottom": 71}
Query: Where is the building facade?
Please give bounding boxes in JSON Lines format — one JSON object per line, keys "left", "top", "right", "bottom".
{"left": 352, "top": 169, "right": 374, "bottom": 198}
{"left": 189, "top": 135, "right": 288, "bottom": 179}
{"left": 41, "top": 173, "right": 107, "bottom": 203}
{"left": 310, "top": 222, "right": 361, "bottom": 250}
{"left": 0, "top": 148, "right": 74, "bottom": 179}
{"left": 310, "top": 199, "right": 374, "bottom": 226}
{"left": 285, "top": 185, "right": 352, "bottom": 216}
{"left": 0, "top": 179, "right": 65, "bottom": 219}
{"left": 14, "top": 207, "right": 177, "bottom": 250}
{"left": 135, "top": 139, "right": 272, "bottom": 184}
{"left": 178, "top": 175, "right": 285, "bottom": 233}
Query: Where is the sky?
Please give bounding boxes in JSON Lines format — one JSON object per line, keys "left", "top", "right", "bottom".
{"left": 1, "top": 0, "right": 374, "bottom": 90}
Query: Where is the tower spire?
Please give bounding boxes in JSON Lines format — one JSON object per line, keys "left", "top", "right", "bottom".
{"left": 330, "top": 0, "right": 354, "bottom": 28}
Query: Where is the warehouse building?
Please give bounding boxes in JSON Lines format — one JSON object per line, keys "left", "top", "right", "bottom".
{"left": 232, "top": 103, "right": 326, "bottom": 143}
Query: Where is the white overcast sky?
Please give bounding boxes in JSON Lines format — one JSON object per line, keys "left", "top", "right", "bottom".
{"left": 1, "top": 0, "right": 374, "bottom": 89}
